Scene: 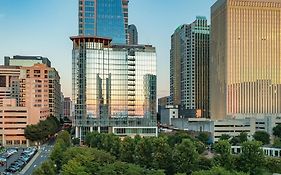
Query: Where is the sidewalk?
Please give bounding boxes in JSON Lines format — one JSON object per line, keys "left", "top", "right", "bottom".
{"left": 19, "top": 150, "right": 41, "bottom": 175}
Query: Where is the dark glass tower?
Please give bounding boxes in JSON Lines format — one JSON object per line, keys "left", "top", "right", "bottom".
{"left": 128, "top": 24, "right": 138, "bottom": 45}
{"left": 78, "top": 0, "right": 129, "bottom": 44}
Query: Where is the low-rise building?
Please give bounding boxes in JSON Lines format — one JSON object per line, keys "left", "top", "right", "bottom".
{"left": 160, "top": 105, "right": 179, "bottom": 126}
{"left": 171, "top": 115, "right": 281, "bottom": 143}
{"left": 0, "top": 99, "right": 48, "bottom": 146}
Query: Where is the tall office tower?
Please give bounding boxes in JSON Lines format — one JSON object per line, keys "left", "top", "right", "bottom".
{"left": 210, "top": 0, "right": 281, "bottom": 120}
{"left": 71, "top": 36, "right": 157, "bottom": 139}
{"left": 128, "top": 24, "right": 138, "bottom": 45}
{"left": 170, "top": 27, "right": 181, "bottom": 106}
{"left": 78, "top": 0, "right": 129, "bottom": 44}
{"left": 19, "top": 64, "right": 51, "bottom": 120}
{"left": 170, "top": 17, "right": 210, "bottom": 118}
{"left": 5, "top": 55, "right": 51, "bottom": 67}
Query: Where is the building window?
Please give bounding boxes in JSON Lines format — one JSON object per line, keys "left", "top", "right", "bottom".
{"left": 14, "top": 140, "right": 20, "bottom": 145}
{"left": 6, "top": 140, "right": 12, "bottom": 145}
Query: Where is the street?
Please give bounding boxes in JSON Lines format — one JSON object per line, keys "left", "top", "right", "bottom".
{"left": 21, "top": 144, "right": 54, "bottom": 175}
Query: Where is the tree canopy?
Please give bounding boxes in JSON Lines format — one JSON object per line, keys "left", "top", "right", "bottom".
{"left": 273, "top": 124, "right": 281, "bottom": 138}
{"left": 253, "top": 131, "right": 270, "bottom": 145}
{"left": 33, "top": 131, "right": 281, "bottom": 175}
{"left": 25, "top": 116, "right": 60, "bottom": 144}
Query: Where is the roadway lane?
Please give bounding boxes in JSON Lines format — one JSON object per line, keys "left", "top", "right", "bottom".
{"left": 21, "top": 144, "right": 54, "bottom": 175}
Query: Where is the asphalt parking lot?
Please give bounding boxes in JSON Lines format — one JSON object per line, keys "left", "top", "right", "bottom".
{"left": 0, "top": 147, "right": 37, "bottom": 174}
{"left": 0, "top": 148, "right": 23, "bottom": 173}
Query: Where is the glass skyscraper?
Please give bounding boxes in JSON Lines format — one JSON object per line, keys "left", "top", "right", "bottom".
{"left": 71, "top": 36, "right": 157, "bottom": 139}
{"left": 210, "top": 0, "right": 281, "bottom": 120}
{"left": 78, "top": 0, "right": 129, "bottom": 44}
{"left": 73, "top": 0, "right": 157, "bottom": 140}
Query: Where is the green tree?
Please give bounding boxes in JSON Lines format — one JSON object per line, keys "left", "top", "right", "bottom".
{"left": 264, "top": 157, "right": 281, "bottom": 174}
{"left": 192, "top": 166, "right": 248, "bottom": 175}
{"left": 238, "top": 132, "right": 248, "bottom": 143}
{"left": 50, "top": 139, "right": 67, "bottom": 171}
{"left": 197, "top": 132, "right": 209, "bottom": 145}
{"left": 134, "top": 137, "right": 154, "bottom": 168}
{"left": 237, "top": 141, "right": 265, "bottom": 175}
{"left": 84, "top": 132, "right": 94, "bottom": 146}
{"left": 230, "top": 132, "right": 248, "bottom": 146}
{"left": 100, "top": 134, "right": 121, "bottom": 158}
{"left": 62, "top": 147, "right": 115, "bottom": 167}
{"left": 273, "top": 124, "right": 281, "bottom": 138}
{"left": 98, "top": 162, "right": 142, "bottom": 175}
{"left": 195, "top": 156, "right": 213, "bottom": 171}
{"left": 146, "top": 169, "right": 166, "bottom": 175}
{"left": 72, "top": 138, "right": 80, "bottom": 146}
{"left": 219, "top": 134, "right": 231, "bottom": 141}
{"left": 25, "top": 116, "right": 60, "bottom": 146}
{"left": 57, "top": 130, "right": 71, "bottom": 147}
{"left": 32, "top": 160, "right": 56, "bottom": 175}
{"left": 166, "top": 131, "right": 192, "bottom": 147}
{"left": 151, "top": 137, "right": 174, "bottom": 174}
{"left": 230, "top": 136, "right": 240, "bottom": 146}
{"left": 61, "top": 159, "right": 89, "bottom": 175}
{"left": 253, "top": 131, "right": 270, "bottom": 145}
{"left": 172, "top": 139, "right": 199, "bottom": 174}
{"left": 194, "top": 140, "right": 206, "bottom": 154}
{"left": 213, "top": 140, "right": 234, "bottom": 170}
{"left": 120, "top": 136, "right": 136, "bottom": 163}
{"left": 24, "top": 125, "right": 42, "bottom": 144}
{"left": 47, "top": 116, "right": 60, "bottom": 135}
{"left": 86, "top": 132, "right": 103, "bottom": 148}
{"left": 273, "top": 138, "right": 281, "bottom": 148}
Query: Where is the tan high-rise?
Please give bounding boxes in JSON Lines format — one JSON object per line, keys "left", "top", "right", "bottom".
{"left": 210, "top": 0, "right": 281, "bottom": 120}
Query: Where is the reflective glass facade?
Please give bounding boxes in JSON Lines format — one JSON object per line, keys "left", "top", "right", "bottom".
{"left": 210, "top": 0, "right": 281, "bottom": 120}
{"left": 78, "top": 0, "right": 128, "bottom": 44}
{"left": 71, "top": 36, "right": 156, "bottom": 120}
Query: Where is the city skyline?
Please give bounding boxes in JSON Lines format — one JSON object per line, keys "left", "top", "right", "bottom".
{"left": 0, "top": 0, "right": 216, "bottom": 98}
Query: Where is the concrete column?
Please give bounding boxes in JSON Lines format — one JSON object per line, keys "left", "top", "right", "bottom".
{"left": 27, "top": 139, "right": 29, "bottom": 147}
{"left": 98, "top": 126, "right": 101, "bottom": 133}
{"left": 2, "top": 129, "right": 5, "bottom": 147}
{"left": 90, "top": 126, "right": 93, "bottom": 132}
{"left": 79, "top": 127, "right": 82, "bottom": 140}
{"left": 75, "top": 127, "right": 79, "bottom": 138}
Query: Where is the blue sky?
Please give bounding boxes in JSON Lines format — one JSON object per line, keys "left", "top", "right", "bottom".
{"left": 0, "top": 0, "right": 216, "bottom": 98}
